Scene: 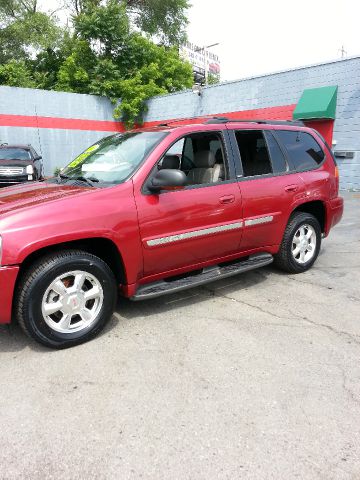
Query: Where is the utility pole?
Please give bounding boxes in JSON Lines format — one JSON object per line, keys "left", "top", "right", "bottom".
{"left": 339, "top": 45, "right": 347, "bottom": 58}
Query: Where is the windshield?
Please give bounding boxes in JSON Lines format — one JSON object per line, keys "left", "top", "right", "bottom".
{"left": 61, "top": 132, "right": 167, "bottom": 186}
{"left": 0, "top": 148, "right": 31, "bottom": 160}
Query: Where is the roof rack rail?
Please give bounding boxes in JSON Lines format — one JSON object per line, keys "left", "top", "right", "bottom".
{"left": 154, "top": 114, "right": 219, "bottom": 127}
{"left": 153, "top": 116, "right": 305, "bottom": 128}
{"left": 204, "top": 117, "right": 305, "bottom": 126}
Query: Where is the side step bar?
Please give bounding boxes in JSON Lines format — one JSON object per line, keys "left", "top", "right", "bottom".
{"left": 131, "top": 253, "right": 273, "bottom": 301}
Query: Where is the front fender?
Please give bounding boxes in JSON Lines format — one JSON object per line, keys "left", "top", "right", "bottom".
{"left": 0, "top": 182, "right": 144, "bottom": 284}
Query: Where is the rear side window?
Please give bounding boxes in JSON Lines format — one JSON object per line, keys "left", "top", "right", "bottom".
{"left": 276, "top": 130, "right": 325, "bottom": 171}
{"left": 235, "top": 131, "right": 272, "bottom": 177}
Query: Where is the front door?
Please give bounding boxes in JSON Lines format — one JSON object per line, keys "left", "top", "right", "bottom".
{"left": 134, "top": 130, "right": 243, "bottom": 278}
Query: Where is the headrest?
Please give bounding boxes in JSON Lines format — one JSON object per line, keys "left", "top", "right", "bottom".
{"left": 161, "top": 155, "right": 180, "bottom": 169}
{"left": 194, "top": 150, "right": 216, "bottom": 168}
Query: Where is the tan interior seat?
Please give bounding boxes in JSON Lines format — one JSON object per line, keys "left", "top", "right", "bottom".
{"left": 187, "top": 150, "right": 222, "bottom": 185}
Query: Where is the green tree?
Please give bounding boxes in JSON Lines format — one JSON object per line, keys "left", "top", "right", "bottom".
{"left": 65, "top": 0, "right": 190, "bottom": 46}
{"left": 55, "top": 39, "right": 96, "bottom": 93}
{"left": 74, "top": 1, "right": 129, "bottom": 56}
{"left": 0, "top": 0, "right": 193, "bottom": 128}
{"left": 124, "top": 0, "right": 190, "bottom": 46}
{"left": 0, "top": 0, "right": 61, "bottom": 63}
{"left": 0, "top": 59, "right": 35, "bottom": 87}
{"left": 207, "top": 73, "right": 220, "bottom": 85}
{"left": 63, "top": 1, "right": 193, "bottom": 126}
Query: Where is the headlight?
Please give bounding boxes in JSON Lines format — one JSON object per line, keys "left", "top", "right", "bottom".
{"left": 26, "top": 165, "right": 34, "bottom": 174}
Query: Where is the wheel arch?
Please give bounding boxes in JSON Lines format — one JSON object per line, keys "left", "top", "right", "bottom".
{"left": 291, "top": 200, "right": 326, "bottom": 233}
{"left": 18, "top": 237, "right": 127, "bottom": 286}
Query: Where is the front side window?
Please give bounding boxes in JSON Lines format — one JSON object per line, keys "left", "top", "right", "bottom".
{"left": 61, "top": 131, "right": 167, "bottom": 186}
{"left": 235, "top": 131, "right": 272, "bottom": 177}
{"left": 157, "top": 131, "right": 228, "bottom": 186}
{"left": 0, "top": 148, "right": 31, "bottom": 160}
{"left": 275, "top": 130, "right": 325, "bottom": 171}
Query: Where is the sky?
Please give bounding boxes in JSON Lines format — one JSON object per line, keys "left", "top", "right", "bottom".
{"left": 186, "top": 0, "right": 360, "bottom": 81}
{"left": 42, "top": 0, "right": 360, "bottom": 83}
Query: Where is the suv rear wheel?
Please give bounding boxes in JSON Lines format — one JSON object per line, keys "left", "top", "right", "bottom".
{"left": 15, "top": 250, "right": 117, "bottom": 349}
{"left": 274, "top": 212, "right": 322, "bottom": 273}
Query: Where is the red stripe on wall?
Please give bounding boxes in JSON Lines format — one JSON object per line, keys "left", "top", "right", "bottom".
{"left": 0, "top": 113, "right": 125, "bottom": 132}
{"left": 0, "top": 104, "right": 296, "bottom": 132}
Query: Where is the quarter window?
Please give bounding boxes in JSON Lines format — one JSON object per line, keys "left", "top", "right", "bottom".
{"left": 276, "top": 130, "right": 325, "bottom": 171}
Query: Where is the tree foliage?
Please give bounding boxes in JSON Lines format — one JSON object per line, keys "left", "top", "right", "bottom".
{"left": 125, "top": 0, "right": 189, "bottom": 46}
{"left": 0, "top": 59, "right": 35, "bottom": 87}
{"left": 0, "top": 0, "right": 193, "bottom": 127}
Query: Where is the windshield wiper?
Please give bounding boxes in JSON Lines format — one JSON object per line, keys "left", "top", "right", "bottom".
{"left": 58, "top": 173, "right": 99, "bottom": 187}
{"left": 57, "top": 173, "right": 69, "bottom": 184}
{"left": 74, "top": 175, "right": 99, "bottom": 187}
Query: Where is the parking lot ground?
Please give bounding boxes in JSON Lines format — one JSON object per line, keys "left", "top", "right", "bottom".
{"left": 0, "top": 192, "right": 359, "bottom": 480}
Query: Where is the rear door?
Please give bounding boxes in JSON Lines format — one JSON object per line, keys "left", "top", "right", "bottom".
{"left": 228, "top": 129, "right": 306, "bottom": 251}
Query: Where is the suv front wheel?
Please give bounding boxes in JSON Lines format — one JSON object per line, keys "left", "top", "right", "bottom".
{"left": 274, "top": 212, "right": 322, "bottom": 273}
{"left": 15, "top": 250, "right": 117, "bottom": 348}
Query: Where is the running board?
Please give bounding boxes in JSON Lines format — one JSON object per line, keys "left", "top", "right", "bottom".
{"left": 131, "top": 253, "right": 273, "bottom": 301}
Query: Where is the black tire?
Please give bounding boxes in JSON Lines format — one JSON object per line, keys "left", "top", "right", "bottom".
{"left": 15, "top": 250, "right": 117, "bottom": 349}
{"left": 274, "top": 212, "right": 322, "bottom": 274}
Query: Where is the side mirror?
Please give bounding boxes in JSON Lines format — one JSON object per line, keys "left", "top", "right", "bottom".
{"left": 149, "top": 169, "right": 187, "bottom": 192}
{"left": 34, "top": 155, "right": 42, "bottom": 161}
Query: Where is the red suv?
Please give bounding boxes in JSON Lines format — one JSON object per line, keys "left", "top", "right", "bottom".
{"left": 0, "top": 119, "right": 343, "bottom": 348}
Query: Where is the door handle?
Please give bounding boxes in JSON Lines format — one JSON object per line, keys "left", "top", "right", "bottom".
{"left": 285, "top": 185, "right": 298, "bottom": 192}
{"left": 219, "top": 195, "right": 235, "bottom": 204}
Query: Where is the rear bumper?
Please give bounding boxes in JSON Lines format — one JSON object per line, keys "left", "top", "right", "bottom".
{"left": 0, "top": 266, "right": 19, "bottom": 324}
{"left": 325, "top": 196, "right": 344, "bottom": 236}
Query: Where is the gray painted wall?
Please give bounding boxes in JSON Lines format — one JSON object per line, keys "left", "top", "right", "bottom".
{"left": 0, "top": 87, "right": 118, "bottom": 175}
{"left": 0, "top": 86, "right": 114, "bottom": 119}
{"left": 1, "top": 56, "right": 360, "bottom": 188}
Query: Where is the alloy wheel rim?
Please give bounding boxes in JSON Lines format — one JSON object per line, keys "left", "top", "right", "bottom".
{"left": 41, "top": 270, "right": 104, "bottom": 334}
{"left": 291, "top": 224, "right": 317, "bottom": 264}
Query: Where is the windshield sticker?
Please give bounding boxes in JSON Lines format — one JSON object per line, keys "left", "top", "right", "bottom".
{"left": 82, "top": 163, "right": 113, "bottom": 172}
{"left": 68, "top": 144, "right": 99, "bottom": 168}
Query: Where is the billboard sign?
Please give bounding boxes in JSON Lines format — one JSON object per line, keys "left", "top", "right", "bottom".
{"left": 180, "top": 41, "right": 221, "bottom": 82}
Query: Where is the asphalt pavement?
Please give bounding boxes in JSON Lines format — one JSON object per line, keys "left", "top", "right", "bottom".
{"left": 1, "top": 192, "right": 359, "bottom": 480}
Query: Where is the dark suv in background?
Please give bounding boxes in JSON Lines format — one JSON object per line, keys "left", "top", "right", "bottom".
{"left": 0, "top": 144, "right": 43, "bottom": 186}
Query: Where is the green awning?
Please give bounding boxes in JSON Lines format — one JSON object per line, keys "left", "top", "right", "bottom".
{"left": 293, "top": 86, "right": 338, "bottom": 120}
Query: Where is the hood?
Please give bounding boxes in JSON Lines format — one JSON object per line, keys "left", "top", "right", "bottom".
{"left": 0, "top": 159, "right": 34, "bottom": 167}
{"left": 0, "top": 181, "right": 92, "bottom": 216}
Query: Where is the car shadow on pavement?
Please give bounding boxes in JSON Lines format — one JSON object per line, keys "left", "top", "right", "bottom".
{"left": 0, "top": 266, "right": 271, "bottom": 353}
{"left": 115, "top": 266, "right": 272, "bottom": 322}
